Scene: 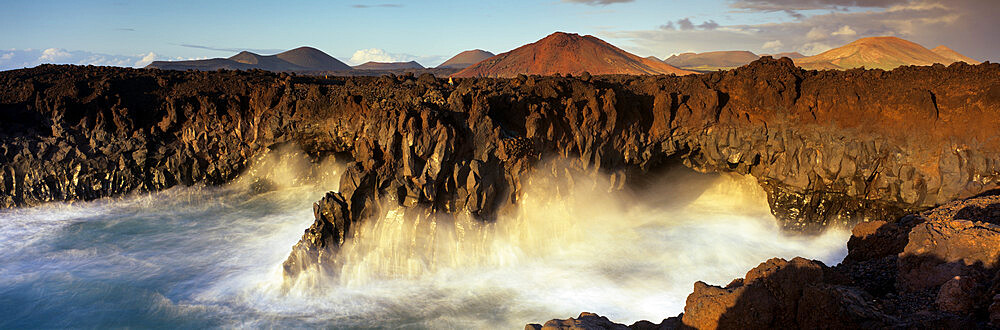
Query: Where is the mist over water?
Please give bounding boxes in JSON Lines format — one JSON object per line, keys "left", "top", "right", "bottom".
{"left": 0, "top": 152, "right": 850, "bottom": 328}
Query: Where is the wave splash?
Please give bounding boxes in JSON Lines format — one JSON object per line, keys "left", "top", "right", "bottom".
{"left": 277, "top": 161, "right": 850, "bottom": 328}
{"left": 0, "top": 154, "right": 849, "bottom": 328}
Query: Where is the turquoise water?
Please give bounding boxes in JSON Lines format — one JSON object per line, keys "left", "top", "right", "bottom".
{"left": 0, "top": 154, "right": 852, "bottom": 328}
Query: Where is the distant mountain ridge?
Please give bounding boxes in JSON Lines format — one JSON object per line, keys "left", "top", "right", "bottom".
{"left": 147, "top": 46, "right": 351, "bottom": 72}
{"left": 453, "top": 32, "right": 693, "bottom": 78}
{"left": 661, "top": 51, "right": 805, "bottom": 72}
{"left": 794, "top": 37, "right": 978, "bottom": 70}
{"left": 437, "top": 50, "right": 494, "bottom": 69}
{"left": 664, "top": 51, "right": 760, "bottom": 71}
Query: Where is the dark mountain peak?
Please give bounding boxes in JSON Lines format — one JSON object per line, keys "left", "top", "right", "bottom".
{"left": 150, "top": 46, "right": 350, "bottom": 72}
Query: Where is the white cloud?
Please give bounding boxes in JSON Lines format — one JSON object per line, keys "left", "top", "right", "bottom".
{"left": 0, "top": 48, "right": 161, "bottom": 71}
{"left": 762, "top": 40, "right": 784, "bottom": 50}
{"left": 831, "top": 25, "right": 857, "bottom": 36}
{"left": 806, "top": 27, "right": 827, "bottom": 40}
{"left": 135, "top": 52, "right": 157, "bottom": 67}
{"left": 346, "top": 48, "right": 448, "bottom": 67}
{"left": 348, "top": 48, "right": 416, "bottom": 65}
{"left": 39, "top": 48, "right": 72, "bottom": 62}
{"left": 801, "top": 42, "right": 834, "bottom": 55}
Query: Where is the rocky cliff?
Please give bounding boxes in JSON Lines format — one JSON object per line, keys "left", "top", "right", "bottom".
{"left": 2, "top": 59, "right": 999, "bottom": 281}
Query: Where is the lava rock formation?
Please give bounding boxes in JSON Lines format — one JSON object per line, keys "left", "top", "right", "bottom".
{"left": 1, "top": 58, "right": 999, "bottom": 287}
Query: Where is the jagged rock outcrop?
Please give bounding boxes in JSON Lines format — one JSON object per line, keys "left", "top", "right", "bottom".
{"left": 0, "top": 65, "right": 360, "bottom": 208}
{"left": 526, "top": 312, "right": 631, "bottom": 330}
{"left": 2, "top": 59, "right": 999, "bottom": 280}
{"left": 285, "top": 57, "right": 1000, "bottom": 274}
{"left": 531, "top": 193, "right": 1000, "bottom": 329}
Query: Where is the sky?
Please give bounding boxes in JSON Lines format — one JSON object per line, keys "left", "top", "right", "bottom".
{"left": 1, "top": 0, "right": 996, "bottom": 70}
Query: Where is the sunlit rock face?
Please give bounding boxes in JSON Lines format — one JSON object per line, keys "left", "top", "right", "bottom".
{"left": 2, "top": 59, "right": 1000, "bottom": 276}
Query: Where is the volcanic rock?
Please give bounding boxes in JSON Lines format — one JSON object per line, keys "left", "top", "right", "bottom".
{"left": 681, "top": 257, "right": 897, "bottom": 329}
{"left": 991, "top": 295, "right": 1000, "bottom": 326}
{"left": 5, "top": 57, "right": 1000, "bottom": 329}
{"left": 452, "top": 32, "right": 694, "bottom": 77}
{"left": 2, "top": 59, "right": 1000, "bottom": 283}
{"left": 897, "top": 195, "right": 1000, "bottom": 291}
{"left": 437, "top": 49, "right": 494, "bottom": 69}
{"left": 525, "top": 312, "right": 629, "bottom": 330}
{"left": 936, "top": 275, "right": 977, "bottom": 313}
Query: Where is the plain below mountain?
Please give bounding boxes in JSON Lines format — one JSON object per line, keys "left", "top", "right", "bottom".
{"left": 794, "top": 36, "right": 979, "bottom": 70}
{"left": 353, "top": 61, "right": 424, "bottom": 71}
{"left": 452, "top": 32, "right": 694, "bottom": 77}
{"left": 146, "top": 46, "right": 351, "bottom": 72}
{"left": 760, "top": 52, "right": 805, "bottom": 59}
{"left": 436, "top": 50, "right": 495, "bottom": 69}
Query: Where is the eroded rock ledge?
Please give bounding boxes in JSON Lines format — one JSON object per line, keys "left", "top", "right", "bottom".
{"left": 530, "top": 192, "right": 1000, "bottom": 329}
{"left": 1, "top": 59, "right": 999, "bottom": 275}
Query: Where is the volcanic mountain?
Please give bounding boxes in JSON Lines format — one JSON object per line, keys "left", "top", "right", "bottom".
{"left": 664, "top": 51, "right": 761, "bottom": 71}
{"left": 147, "top": 46, "right": 351, "bottom": 72}
{"left": 452, "top": 32, "right": 694, "bottom": 78}
{"left": 437, "top": 49, "right": 495, "bottom": 69}
{"left": 794, "top": 37, "right": 974, "bottom": 70}
{"left": 931, "top": 45, "right": 980, "bottom": 64}
{"left": 354, "top": 61, "right": 424, "bottom": 70}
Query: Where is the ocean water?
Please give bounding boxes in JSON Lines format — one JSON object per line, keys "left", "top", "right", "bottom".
{"left": 0, "top": 152, "right": 851, "bottom": 328}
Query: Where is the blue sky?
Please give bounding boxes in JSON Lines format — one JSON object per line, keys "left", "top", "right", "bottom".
{"left": 1, "top": 0, "right": 996, "bottom": 70}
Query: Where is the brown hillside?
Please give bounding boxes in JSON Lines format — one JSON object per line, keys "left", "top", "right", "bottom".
{"left": 437, "top": 50, "right": 495, "bottom": 69}
{"left": 931, "top": 45, "right": 980, "bottom": 64}
{"left": 795, "top": 36, "right": 957, "bottom": 70}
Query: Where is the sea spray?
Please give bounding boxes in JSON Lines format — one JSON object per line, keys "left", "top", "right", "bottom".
{"left": 1, "top": 154, "right": 850, "bottom": 328}
{"left": 274, "top": 161, "right": 851, "bottom": 327}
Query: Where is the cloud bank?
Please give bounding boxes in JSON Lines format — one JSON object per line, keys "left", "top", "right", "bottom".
{"left": 349, "top": 48, "right": 416, "bottom": 65}
{"left": 610, "top": 0, "right": 997, "bottom": 61}
{"left": 348, "top": 48, "right": 445, "bottom": 67}
{"left": 0, "top": 48, "right": 161, "bottom": 71}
